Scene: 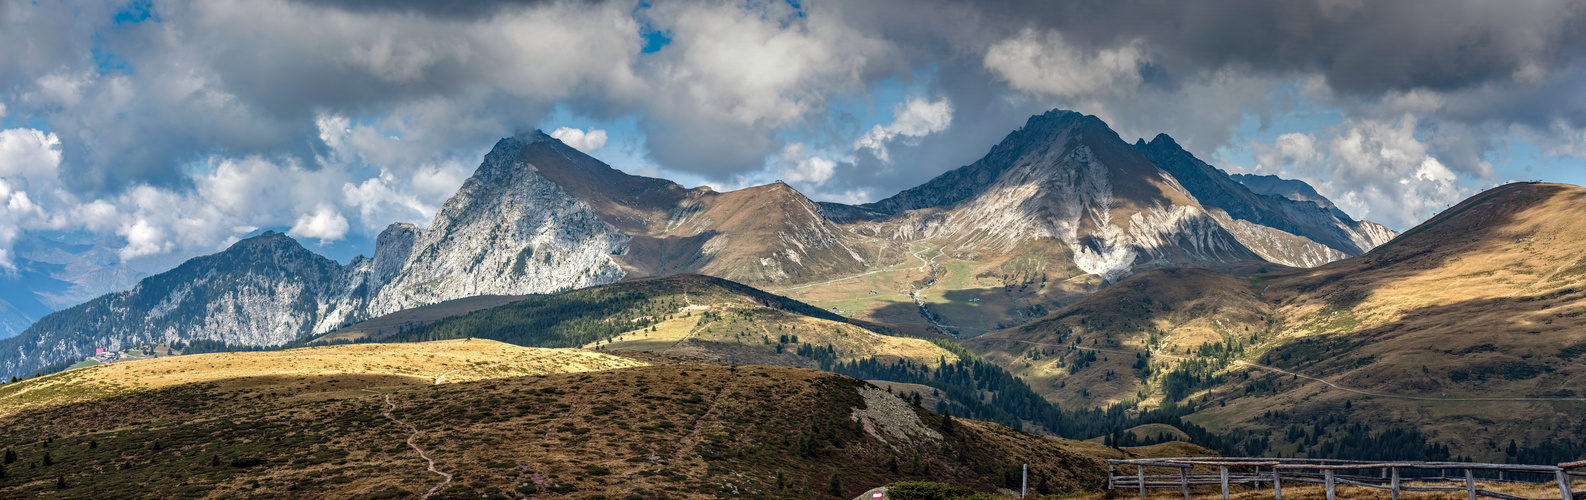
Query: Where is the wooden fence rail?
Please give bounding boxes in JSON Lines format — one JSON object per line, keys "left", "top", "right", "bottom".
{"left": 1108, "top": 457, "right": 1586, "bottom": 500}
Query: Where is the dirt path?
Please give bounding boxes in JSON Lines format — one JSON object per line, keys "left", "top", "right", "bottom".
{"left": 989, "top": 339, "right": 1586, "bottom": 403}
{"left": 663, "top": 319, "right": 711, "bottom": 354}
{"left": 673, "top": 383, "right": 731, "bottom": 459}
{"left": 366, "top": 391, "right": 453, "bottom": 498}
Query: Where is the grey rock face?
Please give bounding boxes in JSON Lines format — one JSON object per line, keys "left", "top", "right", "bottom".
{"left": 364, "top": 133, "right": 628, "bottom": 317}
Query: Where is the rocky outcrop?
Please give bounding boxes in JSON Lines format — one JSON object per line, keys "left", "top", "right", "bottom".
{"left": 363, "top": 133, "right": 629, "bottom": 317}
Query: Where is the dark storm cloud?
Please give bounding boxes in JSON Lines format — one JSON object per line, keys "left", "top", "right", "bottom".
{"left": 962, "top": 0, "right": 1586, "bottom": 95}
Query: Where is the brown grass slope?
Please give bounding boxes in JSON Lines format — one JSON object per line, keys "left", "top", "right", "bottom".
{"left": 0, "top": 340, "right": 1206, "bottom": 499}
{"left": 967, "top": 182, "right": 1586, "bottom": 459}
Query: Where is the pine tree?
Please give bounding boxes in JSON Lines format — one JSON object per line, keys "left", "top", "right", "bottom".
{"left": 212, "top": 455, "right": 222, "bottom": 467}
{"left": 42, "top": 451, "right": 52, "bottom": 466}
{"left": 56, "top": 475, "right": 67, "bottom": 489}
{"left": 3, "top": 448, "right": 14, "bottom": 464}
{"left": 89, "top": 440, "right": 97, "bottom": 450}
{"left": 941, "top": 410, "right": 955, "bottom": 435}
{"left": 827, "top": 474, "right": 843, "bottom": 497}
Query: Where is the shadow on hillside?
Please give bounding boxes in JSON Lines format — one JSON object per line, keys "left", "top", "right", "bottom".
{"left": 1293, "top": 183, "right": 1575, "bottom": 307}
{"left": 1267, "top": 290, "right": 1585, "bottom": 399}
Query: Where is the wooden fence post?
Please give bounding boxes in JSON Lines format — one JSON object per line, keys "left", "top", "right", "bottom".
{"left": 1558, "top": 469, "right": 1574, "bottom": 500}
{"left": 1325, "top": 469, "right": 1336, "bottom": 500}
{"left": 1465, "top": 469, "right": 1476, "bottom": 500}
{"left": 1273, "top": 467, "right": 1283, "bottom": 500}
{"left": 1221, "top": 466, "right": 1230, "bottom": 500}
{"left": 1390, "top": 467, "right": 1400, "bottom": 500}
{"left": 1108, "top": 462, "right": 1115, "bottom": 491}
{"left": 1254, "top": 466, "right": 1262, "bottom": 492}
{"left": 1138, "top": 465, "right": 1147, "bottom": 498}
{"left": 1180, "top": 468, "right": 1191, "bottom": 500}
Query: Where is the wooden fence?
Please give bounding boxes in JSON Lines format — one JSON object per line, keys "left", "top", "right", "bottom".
{"left": 1108, "top": 457, "right": 1586, "bottom": 500}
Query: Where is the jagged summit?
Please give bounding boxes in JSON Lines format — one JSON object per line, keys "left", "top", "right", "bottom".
{"left": 1231, "top": 173, "right": 1349, "bottom": 218}
{"left": 856, "top": 109, "right": 1109, "bottom": 215}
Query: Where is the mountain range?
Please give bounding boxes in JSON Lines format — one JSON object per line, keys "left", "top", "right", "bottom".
{"left": 0, "top": 109, "right": 1394, "bottom": 379}
{"left": 0, "top": 234, "right": 146, "bottom": 339}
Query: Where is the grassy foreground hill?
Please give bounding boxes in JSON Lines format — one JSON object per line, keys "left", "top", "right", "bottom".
{"left": 966, "top": 182, "right": 1586, "bottom": 461}
{"left": 0, "top": 340, "right": 1204, "bottom": 499}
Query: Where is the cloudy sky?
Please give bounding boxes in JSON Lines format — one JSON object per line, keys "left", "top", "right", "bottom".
{"left": 2, "top": 0, "right": 1584, "bottom": 270}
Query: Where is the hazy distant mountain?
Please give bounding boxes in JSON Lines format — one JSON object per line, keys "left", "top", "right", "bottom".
{"left": 1230, "top": 173, "right": 1351, "bottom": 219}
{"left": 0, "top": 235, "right": 146, "bottom": 338}
{"left": 1134, "top": 134, "right": 1395, "bottom": 267}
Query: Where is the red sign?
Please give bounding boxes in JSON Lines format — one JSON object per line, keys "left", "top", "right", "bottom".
{"left": 872, "top": 492, "right": 884, "bottom": 499}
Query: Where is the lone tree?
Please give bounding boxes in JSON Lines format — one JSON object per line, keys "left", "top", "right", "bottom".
{"left": 827, "top": 474, "right": 843, "bottom": 497}
{"left": 940, "top": 410, "right": 955, "bottom": 435}
{"left": 42, "top": 451, "right": 53, "bottom": 466}
{"left": 3, "top": 448, "right": 15, "bottom": 464}
{"left": 56, "top": 475, "right": 67, "bottom": 489}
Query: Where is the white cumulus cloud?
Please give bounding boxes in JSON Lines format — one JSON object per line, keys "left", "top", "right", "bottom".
{"left": 288, "top": 204, "right": 350, "bottom": 244}
{"left": 1246, "top": 114, "right": 1471, "bottom": 230}
{"left": 854, "top": 96, "right": 954, "bottom": 163}
{"left": 550, "top": 127, "right": 610, "bottom": 153}
{"left": 776, "top": 143, "right": 837, "bottom": 184}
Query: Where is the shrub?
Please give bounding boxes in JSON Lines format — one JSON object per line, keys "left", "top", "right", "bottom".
{"left": 230, "top": 457, "right": 266, "bottom": 468}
